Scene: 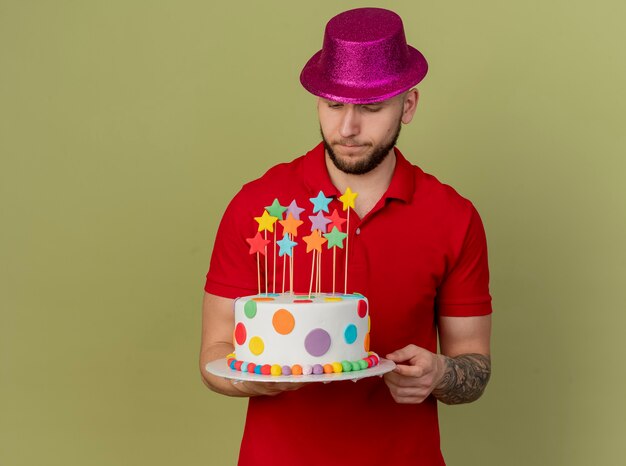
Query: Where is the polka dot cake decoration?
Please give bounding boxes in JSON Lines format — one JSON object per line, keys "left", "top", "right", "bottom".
{"left": 304, "top": 328, "right": 331, "bottom": 357}
{"left": 272, "top": 309, "right": 295, "bottom": 335}
{"left": 232, "top": 293, "right": 376, "bottom": 374}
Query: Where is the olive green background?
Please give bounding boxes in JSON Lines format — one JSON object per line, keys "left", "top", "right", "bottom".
{"left": 1, "top": 1, "right": 625, "bottom": 465}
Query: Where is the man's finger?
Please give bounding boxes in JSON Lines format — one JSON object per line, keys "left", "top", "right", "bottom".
{"left": 385, "top": 344, "right": 420, "bottom": 363}
{"left": 392, "top": 363, "right": 426, "bottom": 378}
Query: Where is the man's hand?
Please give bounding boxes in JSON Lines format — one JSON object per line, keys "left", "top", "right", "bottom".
{"left": 201, "top": 293, "right": 304, "bottom": 398}
{"left": 383, "top": 342, "right": 492, "bottom": 405}
{"left": 383, "top": 344, "right": 446, "bottom": 404}
{"left": 232, "top": 380, "right": 307, "bottom": 397}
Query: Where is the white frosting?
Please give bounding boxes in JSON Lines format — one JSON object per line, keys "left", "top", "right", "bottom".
{"left": 233, "top": 293, "right": 370, "bottom": 367}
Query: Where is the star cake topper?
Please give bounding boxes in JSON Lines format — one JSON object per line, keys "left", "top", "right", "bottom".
{"left": 308, "top": 211, "right": 331, "bottom": 233}
{"left": 277, "top": 234, "right": 298, "bottom": 257}
{"left": 246, "top": 232, "right": 270, "bottom": 255}
{"left": 279, "top": 213, "right": 304, "bottom": 237}
{"left": 309, "top": 191, "right": 333, "bottom": 214}
{"left": 339, "top": 187, "right": 358, "bottom": 211}
{"left": 254, "top": 210, "right": 278, "bottom": 233}
{"left": 265, "top": 199, "right": 287, "bottom": 220}
{"left": 285, "top": 200, "right": 305, "bottom": 220}
{"left": 326, "top": 209, "right": 347, "bottom": 232}
{"left": 302, "top": 229, "right": 328, "bottom": 253}
{"left": 323, "top": 226, "right": 348, "bottom": 249}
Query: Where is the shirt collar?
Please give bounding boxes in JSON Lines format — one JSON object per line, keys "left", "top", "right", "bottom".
{"left": 385, "top": 146, "right": 415, "bottom": 203}
{"left": 301, "top": 142, "right": 415, "bottom": 203}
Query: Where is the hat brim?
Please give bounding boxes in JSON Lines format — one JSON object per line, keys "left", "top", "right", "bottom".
{"left": 300, "top": 46, "right": 428, "bottom": 104}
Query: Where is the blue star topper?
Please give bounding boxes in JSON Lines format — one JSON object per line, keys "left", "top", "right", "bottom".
{"left": 277, "top": 234, "right": 298, "bottom": 257}
{"left": 309, "top": 191, "right": 332, "bottom": 214}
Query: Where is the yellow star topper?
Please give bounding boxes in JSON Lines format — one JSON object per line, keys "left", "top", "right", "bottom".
{"left": 339, "top": 187, "right": 358, "bottom": 211}
{"left": 254, "top": 210, "right": 278, "bottom": 233}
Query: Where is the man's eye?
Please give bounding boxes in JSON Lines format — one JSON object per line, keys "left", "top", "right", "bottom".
{"left": 328, "top": 103, "right": 343, "bottom": 109}
{"left": 362, "top": 106, "right": 381, "bottom": 112}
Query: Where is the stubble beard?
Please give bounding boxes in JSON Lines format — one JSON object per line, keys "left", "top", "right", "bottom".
{"left": 321, "top": 120, "right": 402, "bottom": 175}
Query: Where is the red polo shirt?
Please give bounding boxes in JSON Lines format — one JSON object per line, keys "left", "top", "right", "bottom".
{"left": 205, "top": 142, "right": 492, "bottom": 466}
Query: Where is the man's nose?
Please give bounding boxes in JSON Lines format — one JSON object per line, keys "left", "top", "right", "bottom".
{"left": 338, "top": 106, "right": 360, "bottom": 138}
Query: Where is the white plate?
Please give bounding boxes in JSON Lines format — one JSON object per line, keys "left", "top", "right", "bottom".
{"left": 205, "top": 358, "right": 396, "bottom": 383}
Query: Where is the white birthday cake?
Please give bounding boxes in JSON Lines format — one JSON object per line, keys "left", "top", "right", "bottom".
{"left": 228, "top": 292, "right": 379, "bottom": 376}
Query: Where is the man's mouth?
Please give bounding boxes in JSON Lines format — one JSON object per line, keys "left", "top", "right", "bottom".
{"left": 336, "top": 142, "right": 366, "bottom": 150}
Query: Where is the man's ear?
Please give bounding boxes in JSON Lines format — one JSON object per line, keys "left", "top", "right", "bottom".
{"left": 401, "top": 88, "right": 419, "bottom": 124}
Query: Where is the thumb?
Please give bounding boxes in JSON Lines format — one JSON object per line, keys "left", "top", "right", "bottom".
{"left": 386, "top": 344, "right": 420, "bottom": 363}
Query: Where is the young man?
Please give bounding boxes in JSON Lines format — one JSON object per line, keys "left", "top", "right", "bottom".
{"left": 200, "top": 8, "right": 492, "bottom": 465}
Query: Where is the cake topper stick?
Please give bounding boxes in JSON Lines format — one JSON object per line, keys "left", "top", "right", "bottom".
{"left": 279, "top": 210, "right": 303, "bottom": 295}
{"left": 254, "top": 210, "right": 278, "bottom": 295}
{"left": 265, "top": 199, "right": 287, "bottom": 294}
{"left": 246, "top": 232, "right": 270, "bottom": 295}
{"left": 282, "top": 253, "right": 286, "bottom": 293}
{"left": 258, "top": 253, "right": 262, "bottom": 295}
{"left": 286, "top": 200, "right": 304, "bottom": 295}
{"left": 344, "top": 215, "right": 349, "bottom": 294}
{"left": 264, "top": 230, "right": 268, "bottom": 294}
{"left": 323, "top": 226, "right": 348, "bottom": 295}
{"left": 303, "top": 229, "right": 327, "bottom": 298}
{"left": 339, "top": 187, "right": 358, "bottom": 294}
{"left": 308, "top": 249, "right": 316, "bottom": 299}
{"left": 290, "top": 237, "right": 294, "bottom": 293}
{"left": 317, "top": 250, "right": 322, "bottom": 294}
{"left": 277, "top": 233, "right": 297, "bottom": 295}
{"left": 332, "top": 246, "right": 336, "bottom": 295}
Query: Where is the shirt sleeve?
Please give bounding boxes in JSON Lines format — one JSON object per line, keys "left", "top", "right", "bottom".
{"left": 436, "top": 204, "right": 492, "bottom": 317}
{"left": 204, "top": 191, "right": 260, "bottom": 299}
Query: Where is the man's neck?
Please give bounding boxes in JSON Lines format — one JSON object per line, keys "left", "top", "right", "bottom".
{"left": 325, "top": 148, "right": 397, "bottom": 219}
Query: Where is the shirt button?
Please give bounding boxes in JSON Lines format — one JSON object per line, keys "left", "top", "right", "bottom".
{"left": 355, "top": 228, "right": 361, "bottom": 235}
